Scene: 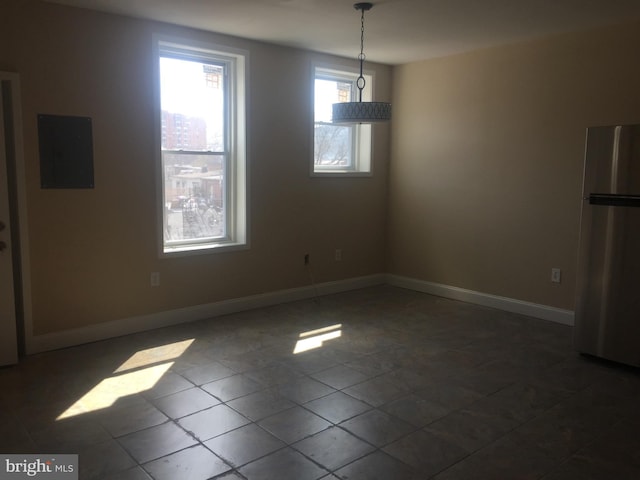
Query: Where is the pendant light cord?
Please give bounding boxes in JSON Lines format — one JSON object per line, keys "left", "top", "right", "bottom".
{"left": 355, "top": 3, "right": 372, "bottom": 102}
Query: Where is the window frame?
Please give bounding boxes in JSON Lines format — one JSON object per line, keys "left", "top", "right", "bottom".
{"left": 154, "top": 36, "right": 249, "bottom": 257}
{"left": 311, "top": 63, "right": 373, "bottom": 177}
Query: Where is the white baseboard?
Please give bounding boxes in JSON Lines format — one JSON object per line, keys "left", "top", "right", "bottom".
{"left": 27, "top": 273, "right": 574, "bottom": 354}
{"left": 27, "top": 274, "right": 386, "bottom": 354}
{"left": 386, "top": 274, "right": 575, "bottom": 326}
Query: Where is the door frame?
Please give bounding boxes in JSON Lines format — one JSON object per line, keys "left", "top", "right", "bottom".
{"left": 1, "top": 71, "right": 32, "bottom": 361}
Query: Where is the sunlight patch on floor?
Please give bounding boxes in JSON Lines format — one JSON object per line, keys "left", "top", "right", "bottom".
{"left": 114, "top": 339, "right": 194, "bottom": 373}
{"left": 57, "top": 339, "right": 194, "bottom": 420}
{"left": 293, "top": 324, "right": 342, "bottom": 354}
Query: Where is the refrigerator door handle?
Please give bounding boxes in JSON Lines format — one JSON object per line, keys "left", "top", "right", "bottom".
{"left": 589, "top": 193, "right": 640, "bottom": 207}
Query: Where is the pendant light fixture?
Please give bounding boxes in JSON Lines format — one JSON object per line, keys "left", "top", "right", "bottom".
{"left": 332, "top": 2, "right": 391, "bottom": 124}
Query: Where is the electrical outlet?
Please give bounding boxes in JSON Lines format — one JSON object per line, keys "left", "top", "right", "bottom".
{"left": 551, "top": 268, "right": 561, "bottom": 284}
{"left": 150, "top": 272, "right": 160, "bottom": 287}
{"left": 335, "top": 249, "right": 342, "bottom": 261}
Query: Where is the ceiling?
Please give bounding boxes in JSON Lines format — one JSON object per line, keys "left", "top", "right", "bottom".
{"left": 44, "top": 0, "right": 640, "bottom": 65}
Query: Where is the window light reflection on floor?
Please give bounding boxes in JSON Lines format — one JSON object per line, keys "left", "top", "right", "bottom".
{"left": 114, "top": 339, "right": 194, "bottom": 373}
{"left": 293, "top": 324, "right": 342, "bottom": 354}
{"left": 56, "top": 339, "right": 194, "bottom": 420}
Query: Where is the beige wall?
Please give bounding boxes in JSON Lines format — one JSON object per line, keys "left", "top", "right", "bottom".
{"left": 1, "top": 0, "right": 391, "bottom": 335}
{"left": 4, "top": 0, "right": 640, "bottom": 339}
{"left": 388, "top": 20, "right": 640, "bottom": 310}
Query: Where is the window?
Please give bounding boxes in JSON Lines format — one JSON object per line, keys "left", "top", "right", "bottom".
{"left": 312, "top": 65, "right": 372, "bottom": 176}
{"left": 156, "top": 38, "right": 247, "bottom": 254}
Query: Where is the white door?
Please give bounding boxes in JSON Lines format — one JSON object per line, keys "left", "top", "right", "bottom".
{"left": 0, "top": 73, "right": 19, "bottom": 366}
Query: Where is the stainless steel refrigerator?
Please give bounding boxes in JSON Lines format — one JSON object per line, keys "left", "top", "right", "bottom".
{"left": 574, "top": 124, "right": 640, "bottom": 367}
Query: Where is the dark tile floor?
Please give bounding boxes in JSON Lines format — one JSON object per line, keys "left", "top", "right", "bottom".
{"left": 1, "top": 286, "right": 640, "bottom": 479}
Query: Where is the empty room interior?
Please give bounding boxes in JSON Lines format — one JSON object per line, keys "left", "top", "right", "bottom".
{"left": 1, "top": 0, "right": 640, "bottom": 479}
